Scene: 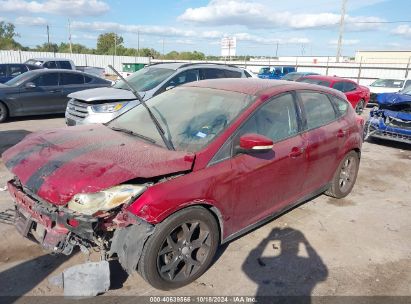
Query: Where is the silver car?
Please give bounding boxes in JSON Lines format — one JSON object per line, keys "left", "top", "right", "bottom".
{"left": 65, "top": 62, "right": 250, "bottom": 126}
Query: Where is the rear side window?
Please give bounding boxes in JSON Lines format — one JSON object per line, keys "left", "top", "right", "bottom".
{"left": 61, "top": 73, "right": 84, "bottom": 85}
{"left": 224, "top": 70, "right": 242, "bottom": 78}
{"left": 58, "top": 61, "right": 72, "bottom": 70}
{"left": 84, "top": 75, "right": 94, "bottom": 83}
{"left": 9, "top": 65, "right": 26, "bottom": 77}
{"left": 330, "top": 95, "right": 348, "bottom": 117}
{"left": 33, "top": 73, "right": 59, "bottom": 86}
{"left": 344, "top": 82, "right": 357, "bottom": 92}
{"left": 299, "top": 92, "right": 336, "bottom": 130}
{"left": 404, "top": 80, "right": 411, "bottom": 89}
{"left": 201, "top": 68, "right": 226, "bottom": 79}
{"left": 43, "top": 61, "right": 57, "bottom": 69}
{"left": 0, "top": 65, "right": 6, "bottom": 77}
{"left": 244, "top": 70, "right": 253, "bottom": 78}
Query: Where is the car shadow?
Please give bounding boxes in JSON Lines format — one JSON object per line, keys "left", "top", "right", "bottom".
{"left": 367, "top": 137, "right": 411, "bottom": 151}
{"left": 3, "top": 113, "right": 65, "bottom": 123}
{"left": 0, "top": 254, "right": 70, "bottom": 300}
{"left": 242, "top": 227, "right": 328, "bottom": 304}
{"left": 0, "top": 130, "right": 32, "bottom": 154}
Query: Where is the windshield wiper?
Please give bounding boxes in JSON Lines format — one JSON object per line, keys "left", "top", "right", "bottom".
{"left": 110, "top": 126, "right": 156, "bottom": 144}
{"left": 108, "top": 65, "right": 175, "bottom": 151}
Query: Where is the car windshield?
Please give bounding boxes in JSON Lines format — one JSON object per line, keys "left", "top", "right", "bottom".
{"left": 370, "top": 79, "right": 404, "bottom": 88}
{"left": 297, "top": 78, "right": 331, "bottom": 87}
{"left": 4, "top": 71, "right": 34, "bottom": 86}
{"left": 108, "top": 87, "right": 253, "bottom": 152}
{"left": 113, "top": 67, "right": 175, "bottom": 92}
{"left": 25, "top": 59, "right": 43, "bottom": 66}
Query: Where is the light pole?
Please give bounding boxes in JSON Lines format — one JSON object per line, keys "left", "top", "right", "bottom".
{"left": 336, "top": 0, "right": 347, "bottom": 63}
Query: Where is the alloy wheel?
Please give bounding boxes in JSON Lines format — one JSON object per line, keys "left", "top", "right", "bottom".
{"left": 157, "top": 221, "right": 211, "bottom": 282}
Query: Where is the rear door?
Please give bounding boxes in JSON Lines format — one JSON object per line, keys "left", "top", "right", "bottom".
{"left": 200, "top": 68, "right": 226, "bottom": 80}
{"left": 297, "top": 91, "right": 345, "bottom": 193}
{"left": 16, "top": 72, "right": 62, "bottom": 115}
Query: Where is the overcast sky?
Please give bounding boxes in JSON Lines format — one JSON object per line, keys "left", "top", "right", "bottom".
{"left": 1, "top": 0, "right": 411, "bottom": 56}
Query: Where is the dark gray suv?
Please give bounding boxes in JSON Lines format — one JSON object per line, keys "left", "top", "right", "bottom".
{"left": 65, "top": 62, "right": 250, "bottom": 126}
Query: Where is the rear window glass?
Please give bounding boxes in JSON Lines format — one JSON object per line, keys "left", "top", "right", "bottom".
{"left": 61, "top": 73, "right": 84, "bottom": 85}
{"left": 298, "top": 78, "right": 331, "bottom": 87}
{"left": 330, "top": 95, "right": 348, "bottom": 117}
{"left": 59, "top": 61, "right": 72, "bottom": 70}
{"left": 299, "top": 92, "right": 336, "bottom": 130}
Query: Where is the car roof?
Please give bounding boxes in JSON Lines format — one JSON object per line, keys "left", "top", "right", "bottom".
{"left": 183, "top": 78, "right": 347, "bottom": 99}
{"left": 147, "top": 62, "right": 241, "bottom": 71}
{"left": 29, "top": 58, "right": 73, "bottom": 62}
{"left": 300, "top": 75, "right": 354, "bottom": 83}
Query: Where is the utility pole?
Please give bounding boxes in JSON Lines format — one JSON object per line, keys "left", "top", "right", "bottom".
{"left": 68, "top": 18, "right": 73, "bottom": 53}
{"left": 137, "top": 30, "right": 140, "bottom": 57}
{"left": 275, "top": 41, "right": 279, "bottom": 57}
{"left": 162, "top": 39, "right": 165, "bottom": 57}
{"left": 46, "top": 24, "right": 50, "bottom": 49}
{"left": 336, "top": 0, "right": 347, "bottom": 63}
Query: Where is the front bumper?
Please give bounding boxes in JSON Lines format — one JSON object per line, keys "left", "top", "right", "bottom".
{"left": 8, "top": 180, "right": 98, "bottom": 254}
{"left": 365, "top": 116, "right": 411, "bottom": 144}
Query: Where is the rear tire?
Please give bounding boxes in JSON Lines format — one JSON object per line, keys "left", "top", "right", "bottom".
{"left": 0, "top": 102, "right": 8, "bottom": 123}
{"left": 138, "top": 206, "right": 219, "bottom": 290}
{"left": 325, "top": 151, "right": 360, "bottom": 198}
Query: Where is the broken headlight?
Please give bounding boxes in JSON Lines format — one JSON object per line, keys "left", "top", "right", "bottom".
{"left": 91, "top": 102, "right": 129, "bottom": 113}
{"left": 67, "top": 185, "right": 146, "bottom": 216}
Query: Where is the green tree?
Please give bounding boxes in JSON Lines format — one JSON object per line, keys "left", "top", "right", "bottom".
{"left": 96, "top": 32, "right": 123, "bottom": 55}
{"left": 34, "top": 42, "right": 59, "bottom": 52}
{"left": 0, "top": 21, "right": 22, "bottom": 50}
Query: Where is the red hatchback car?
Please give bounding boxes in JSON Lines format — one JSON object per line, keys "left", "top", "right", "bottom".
{"left": 297, "top": 75, "right": 370, "bottom": 114}
{"left": 3, "top": 79, "right": 364, "bottom": 290}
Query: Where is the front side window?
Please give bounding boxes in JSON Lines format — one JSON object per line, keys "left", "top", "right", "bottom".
{"left": 344, "top": 82, "right": 357, "bottom": 92}
{"left": 332, "top": 82, "right": 345, "bottom": 92}
{"left": 33, "top": 73, "right": 59, "bottom": 86}
{"left": 114, "top": 67, "right": 175, "bottom": 92}
{"left": 299, "top": 92, "right": 336, "bottom": 130}
{"left": 166, "top": 69, "right": 199, "bottom": 87}
{"left": 61, "top": 73, "right": 84, "bottom": 85}
{"left": 44, "top": 61, "right": 57, "bottom": 69}
{"left": 108, "top": 87, "right": 252, "bottom": 152}
{"left": 235, "top": 93, "right": 299, "bottom": 144}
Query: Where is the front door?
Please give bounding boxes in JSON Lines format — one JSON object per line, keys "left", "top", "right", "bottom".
{"left": 218, "top": 92, "right": 308, "bottom": 233}
{"left": 16, "top": 72, "right": 63, "bottom": 115}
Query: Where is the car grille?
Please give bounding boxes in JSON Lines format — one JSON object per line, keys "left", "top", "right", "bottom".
{"left": 66, "top": 99, "right": 89, "bottom": 119}
{"left": 370, "top": 93, "right": 378, "bottom": 102}
{"left": 388, "top": 119, "right": 411, "bottom": 130}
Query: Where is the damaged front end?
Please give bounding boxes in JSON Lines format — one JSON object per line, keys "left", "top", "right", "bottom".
{"left": 8, "top": 177, "right": 155, "bottom": 273}
{"left": 364, "top": 93, "right": 411, "bottom": 144}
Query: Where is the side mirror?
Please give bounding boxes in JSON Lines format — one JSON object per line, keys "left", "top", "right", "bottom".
{"left": 165, "top": 85, "right": 175, "bottom": 91}
{"left": 235, "top": 133, "right": 274, "bottom": 154}
{"left": 25, "top": 82, "right": 36, "bottom": 89}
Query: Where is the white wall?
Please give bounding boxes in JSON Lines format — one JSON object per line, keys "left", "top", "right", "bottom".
{"left": 0, "top": 50, "right": 151, "bottom": 74}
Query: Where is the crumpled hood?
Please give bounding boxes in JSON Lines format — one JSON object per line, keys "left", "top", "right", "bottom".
{"left": 377, "top": 92, "right": 411, "bottom": 106}
{"left": 2, "top": 125, "right": 194, "bottom": 205}
{"left": 68, "top": 87, "right": 141, "bottom": 103}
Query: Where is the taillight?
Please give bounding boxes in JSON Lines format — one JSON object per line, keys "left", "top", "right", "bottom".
{"left": 356, "top": 115, "right": 365, "bottom": 128}
{"left": 68, "top": 218, "right": 79, "bottom": 227}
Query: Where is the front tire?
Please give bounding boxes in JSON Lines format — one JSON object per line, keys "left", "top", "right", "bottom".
{"left": 326, "top": 151, "right": 360, "bottom": 198}
{"left": 138, "top": 206, "right": 219, "bottom": 290}
{"left": 0, "top": 102, "right": 8, "bottom": 123}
